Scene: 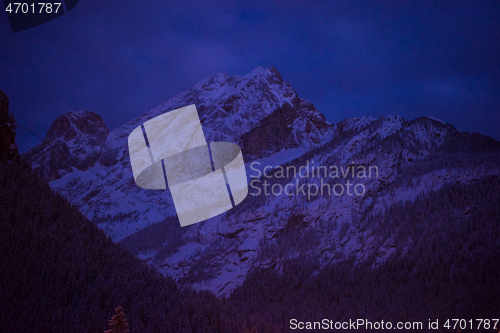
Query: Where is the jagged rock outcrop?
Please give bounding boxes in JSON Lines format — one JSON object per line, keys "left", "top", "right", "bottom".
{"left": 23, "top": 111, "right": 109, "bottom": 181}
{"left": 0, "top": 90, "right": 19, "bottom": 162}
{"left": 97, "top": 66, "right": 333, "bottom": 167}
{"left": 240, "top": 98, "right": 331, "bottom": 158}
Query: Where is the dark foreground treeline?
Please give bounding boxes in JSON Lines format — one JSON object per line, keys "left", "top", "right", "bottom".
{"left": 2, "top": 151, "right": 500, "bottom": 333}
{"left": 228, "top": 175, "right": 500, "bottom": 332}
{"left": 0, "top": 159, "right": 276, "bottom": 333}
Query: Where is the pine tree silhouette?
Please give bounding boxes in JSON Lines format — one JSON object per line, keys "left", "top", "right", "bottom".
{"left": 105, "top": 306, "right": 129, "bottom": 333}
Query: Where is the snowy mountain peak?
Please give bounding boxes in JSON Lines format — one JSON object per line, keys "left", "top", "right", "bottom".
{"left": 97, "top": 66, "right": 332, "bottom": 167}
{"left": 23, "top": 110, "right": 109, "bottom": 181}
{"left": 336, "top": 116, "right": 376, "bottom": 134}
{"left": 193, "top": 72, "right": 230, "bottom": 91}
{"left": 43, "top": 111, "right": 107, "bottom": 141}
{"left": 381, "top": 114, "right": 404, "bottom": 123}
{"left": 425, "top": 116, "right": 446, "bottom": 124}
{"left": 243, "top": 65, "right": 267, "bottom": 78}
{"left": 25, "top": 66, "right": 333, "bottom": 239}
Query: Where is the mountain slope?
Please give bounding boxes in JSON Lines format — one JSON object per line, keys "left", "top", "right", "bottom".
{"left": 119, "top": 112, "right": 500, "bottom": 295}
{"left": 229, "top": 175, "right": 500, "bottom": 332}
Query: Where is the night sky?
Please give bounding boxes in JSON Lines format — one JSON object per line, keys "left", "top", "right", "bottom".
{"left": 1, "top": 1, "right": 499, "bottom": 152}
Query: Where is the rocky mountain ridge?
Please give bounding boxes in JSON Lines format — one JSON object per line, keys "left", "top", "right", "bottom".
{"left": 23, "top": 111, "right": 109, "bottom": 181}
{"left": 0, "top": 90, "right": 19, "bottom": 162}
{"left": 22, "top": 66, "right": 334, "bottom": 241}
{"left": 22, "top": 67, "right": 500, "bottom": 296}
{"left": 130, "top": 111, "right": 500, "bottom": 295}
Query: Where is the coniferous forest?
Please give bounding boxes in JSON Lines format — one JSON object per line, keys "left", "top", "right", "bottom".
{"left": 228, "top": 176, "right": 500, "bottom": 332}
{"left": 2, "top": 154, "right": 499, "bottom": 332}
{"left": 0, "top": 159, "right": 265, "bottom": 332}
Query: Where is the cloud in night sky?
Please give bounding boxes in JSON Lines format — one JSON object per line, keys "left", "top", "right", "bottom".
{"left": 0, "top": 0, "right": 499, "bottom": 151}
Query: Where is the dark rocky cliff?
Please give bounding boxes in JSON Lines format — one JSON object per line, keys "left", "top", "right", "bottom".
{"left": 0, "top": 90, "right": 19, "bottom": 162}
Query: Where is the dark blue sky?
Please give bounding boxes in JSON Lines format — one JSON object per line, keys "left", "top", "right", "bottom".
{"left": 1, "top": 0, "right": 499, "bottom": 152}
